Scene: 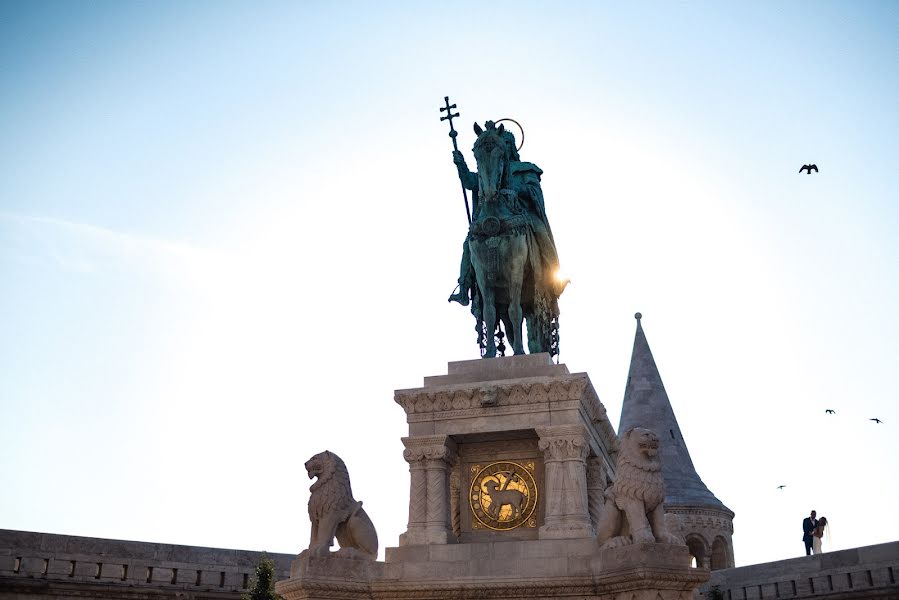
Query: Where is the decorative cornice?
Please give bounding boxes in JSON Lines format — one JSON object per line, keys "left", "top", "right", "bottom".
{"left": 395, "top": 374, "right": 619, "bottom": 461}
{"left": 280, "top": 570, "right": 709, "bottom": 600}
{"left": 395, "top": 378, "right": 585, "bottom": 414}
{"left": 665, "top": 506, "right": 735, "bottom": 534}
{"left": 278, "top": 575, "right": 370, "bottom": 599}
{"left": 595, "top": 565, "right": 710, "bottom": 592}
{"left": 665, "top": 505, "right": 735, "bottom": 520}
{"left": 370, "top": 576, "right": 597, "bottom": 599}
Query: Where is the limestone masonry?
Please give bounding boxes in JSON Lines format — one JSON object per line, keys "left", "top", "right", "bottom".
{"left": 4, "top": 322, "right": 898, "bottom": 599}
{"left": 619, "top": 314, "right": 735, "bottom": 570}
{"left": 0, "top": 529, "right": 292, "bottom": 600}
{"left": 4, "top": 530, "right": 897, "bottom": 600}
{"left": 274, "top": 353, "right": 710, "bottom": 599}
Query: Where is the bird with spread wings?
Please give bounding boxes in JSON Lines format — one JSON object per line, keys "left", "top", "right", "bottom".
{"left": 799, "top": 164, "right": 818, "bottom": 174}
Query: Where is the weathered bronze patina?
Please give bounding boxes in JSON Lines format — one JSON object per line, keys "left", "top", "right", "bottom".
{"left": 441, "top": 103, "right": 567, "bottom": 358}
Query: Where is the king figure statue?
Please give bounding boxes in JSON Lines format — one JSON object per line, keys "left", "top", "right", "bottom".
{"left": 447, "top": 120, "right": 568, "bottom": 359}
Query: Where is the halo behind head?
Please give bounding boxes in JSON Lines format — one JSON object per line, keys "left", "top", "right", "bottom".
{"left": 495, "top": 118, "right": 524, "bottom": 151}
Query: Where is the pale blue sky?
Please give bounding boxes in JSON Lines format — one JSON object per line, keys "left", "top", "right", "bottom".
{"left": 1, "top": 2, "right": 897, "bottom": 567}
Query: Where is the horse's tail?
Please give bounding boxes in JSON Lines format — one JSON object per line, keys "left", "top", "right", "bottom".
{"left": 527, "top": 291, "right": 558, "bottom": 357}
{"left": 523, "top": 228, "right": 560, "bottom": 358}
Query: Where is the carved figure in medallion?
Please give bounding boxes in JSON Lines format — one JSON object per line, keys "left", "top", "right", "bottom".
{"left": 483, "top": 479, "right": 526, "bottom": 520}
{"left": 470, "top": 462, "right": 538, "bottom": 530}
{"left": 596, "top": 428, "right": 682, "bottom": 549}
{"left": 305, "top": 450, "right": 378, "bottom": 560}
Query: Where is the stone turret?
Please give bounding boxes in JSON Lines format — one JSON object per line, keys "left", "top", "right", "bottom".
{"left": 618, "top": 313, "right": 736, "bottom": 569}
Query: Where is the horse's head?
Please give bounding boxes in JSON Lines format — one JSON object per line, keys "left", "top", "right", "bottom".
{"left": 472, "top": 121, "right": 511, "bottom": 202}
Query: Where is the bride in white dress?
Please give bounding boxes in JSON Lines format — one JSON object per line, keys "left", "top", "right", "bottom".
{"left": 812, "top": 516, "right": 829, "bottom": 554}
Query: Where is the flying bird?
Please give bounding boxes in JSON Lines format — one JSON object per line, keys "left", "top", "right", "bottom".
{"left": 777, "top": 485, "right": 786, "bottom": 489}
{"left": 825, "top": 409, "right": 835, "bottom": 414}
{"left": 870, "top": 418, "right": 883, "bottom": 424}
{"left": 799, "top": 164, "right": 818, "bottom": 174}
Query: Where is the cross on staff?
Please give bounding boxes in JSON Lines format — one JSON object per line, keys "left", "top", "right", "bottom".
{"left": 439, "top": 95, "right": 472, "bottom": 225}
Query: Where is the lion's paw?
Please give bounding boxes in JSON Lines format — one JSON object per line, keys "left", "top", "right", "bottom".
{"left": 600, "top": 535, "right": 632, "bottom": 550}
{"left": 632, "top": 528, "right": 656, "bottom": 544}
{"left": 309, "top": 544, "right": 332, "bottom": 558}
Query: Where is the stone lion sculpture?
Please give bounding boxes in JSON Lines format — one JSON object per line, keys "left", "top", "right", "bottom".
{"left": 596, "top": 427, "right": 682, "bottom": 549}
{"left": 305, "top": 450, "right": 378, "bottom": 560}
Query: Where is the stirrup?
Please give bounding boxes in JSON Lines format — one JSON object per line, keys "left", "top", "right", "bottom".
{"left": 448, "top": 284, "right": 469, "bottom": 306}
{"left": 448, "top": 291, "right": 470, "bottom": 306}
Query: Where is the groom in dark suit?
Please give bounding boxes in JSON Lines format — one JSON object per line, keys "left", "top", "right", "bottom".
{"left": 802, "top": 510, "right": 818, "bottom": 556}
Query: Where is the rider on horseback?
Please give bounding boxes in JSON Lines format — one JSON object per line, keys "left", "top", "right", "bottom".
{"left": 448, "top": 124, "right": 567, "bottom": 308}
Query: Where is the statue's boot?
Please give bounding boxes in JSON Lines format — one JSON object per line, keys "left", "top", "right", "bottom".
{"left": 448, "top": 286, "right": 470, "bottom": 306}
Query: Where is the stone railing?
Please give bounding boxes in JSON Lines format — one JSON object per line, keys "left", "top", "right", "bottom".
{"left": 699, "top": 541, "right": 899, "bottom": 599}
{"left": 0, "top": 529, "right": 294, "bottom": 599}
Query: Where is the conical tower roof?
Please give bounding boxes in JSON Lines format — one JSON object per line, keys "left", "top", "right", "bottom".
{"left": 619, "top": 313, "right": 730, "bottom": 511}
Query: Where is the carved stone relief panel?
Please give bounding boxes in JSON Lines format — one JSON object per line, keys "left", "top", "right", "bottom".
{"left": 456, "top": 434, "right": 544, "bottom": 543}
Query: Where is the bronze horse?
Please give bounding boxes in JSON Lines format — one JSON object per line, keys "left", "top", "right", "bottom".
{"left": 468, "top": 122, "right": 532, "bottom": 357}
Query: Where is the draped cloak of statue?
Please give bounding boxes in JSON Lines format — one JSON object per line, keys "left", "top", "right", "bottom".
{"left": 448, "top": 127, "right": 566, "bottom": 356}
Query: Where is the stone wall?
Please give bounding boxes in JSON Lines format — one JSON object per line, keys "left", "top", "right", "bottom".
{"left": 4, "top": 528, "right": 897, "bottom": 600}
{"left": 699, "top": 541, "right": 899, "bottom": 599}
{"left": 0, "top": 529, "right": 294, "bottom": 600}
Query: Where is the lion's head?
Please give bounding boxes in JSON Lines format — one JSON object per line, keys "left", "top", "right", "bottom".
{"left": 621, "top": 427, "right": 662, "bottom": 468}
{"left": 612, "top": 427, "right": 665, "bottom": 508}
{"left": 305, "top": 451, "right": 334, "bottom": 481}
{"left": 306, "top": 450, "right": 354, "bottom": 520}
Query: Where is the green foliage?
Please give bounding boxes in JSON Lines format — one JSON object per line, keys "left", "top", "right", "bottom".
{"left": 706, "top": 586, "right": 725, "bottom": 600}
{"left": 242, "top": 553, "right": 282, "bottom": 600}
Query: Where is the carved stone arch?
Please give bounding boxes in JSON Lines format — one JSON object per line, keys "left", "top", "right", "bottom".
{"left": 684, "top": 533, "right": 709, "bottom": 569}
{"left": 710, "top": 535, "right": 731, "bottom": 570}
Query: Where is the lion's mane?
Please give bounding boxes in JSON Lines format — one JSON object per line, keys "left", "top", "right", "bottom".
{"left": 307, "top": 451, "right": 354, "bottom": 522}
{"left": 609, "top": 429, "right": 665, "bottom": 510}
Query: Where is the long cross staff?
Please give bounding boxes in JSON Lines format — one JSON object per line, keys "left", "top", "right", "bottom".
{"left": 439, "top": 96, "right": 472, "bottom": 225}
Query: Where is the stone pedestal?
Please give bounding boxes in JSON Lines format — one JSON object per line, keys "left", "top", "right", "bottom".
{"left": 275, "top": 355, "right": 709, "bottom": 599}
{"left": 277, "top": 552, "right": 383, "bottom": 600}
{"left": 276, "top": 541, "right": 709, "bottom": 600}
{"left": 393, "top": 354, "right": 618, "bottom": 546}
{"left": 595, "top": 543, "right": 710, "bottom": 600}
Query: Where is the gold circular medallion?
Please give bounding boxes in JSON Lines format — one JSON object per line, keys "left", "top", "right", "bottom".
{"left": 469, "top": 461, "right": 538, "bottom": 531}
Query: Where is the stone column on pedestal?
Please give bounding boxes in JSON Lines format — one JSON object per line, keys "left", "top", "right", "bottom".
{"left": 536, "top": 424, "right": 594, "bottom": 539}
{"left": 400, "top": 447, "right": 428, "bottom": 546}
{"left": 449, "top": 466, "right": 461, "bottom": 539}
{"left": 586, "top": 456, "right": 608, "bottom": 533}
{"left": 400, "top": 435, "right": 457, "bottom": 546}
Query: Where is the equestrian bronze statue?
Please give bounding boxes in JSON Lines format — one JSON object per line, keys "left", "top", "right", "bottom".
{"left": 441, "top": 105, "right": 568, "bottom": 358}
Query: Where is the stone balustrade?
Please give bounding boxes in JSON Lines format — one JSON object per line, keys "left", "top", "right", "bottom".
{"left": 699, "top": 541, "right": 899, "bottom": 599}
{"left": 0, "top": 529, "right": 293, "bottom": 599}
